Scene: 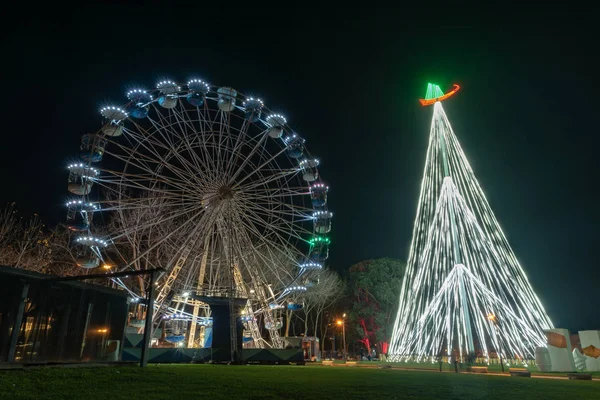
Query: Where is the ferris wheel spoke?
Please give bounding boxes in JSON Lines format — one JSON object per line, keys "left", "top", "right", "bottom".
{"left": 194, "top": 105, "right": 221, "bottom": 178}
{"left": 94, "top": 178, "right": 189, "bottom": 201}
{"left": 215, "top": 111, "right": 230, "bottom": 179}
{"left": 170, "top": 106, "right": 218, "bottom": 180}
{"left": 234, "top": 223, "right": 302, "bottom": 291}
{"left": 244, "top": 211, "right": 313, "bottom": 242}
{"left": 225, "top": 128, "right": 272, "bottom": 186}
{"left": 236, "top": 168, "right": 301, "bottom": 193}
{"left": 139, "top": 110, "right": 210, "bottom": 185}
{"left": 225, "top": 117, "right": 258, "bottom": 179}
{"left": 98, "top": 167, "right": 192, "bottom": 193}
{"left": 236, "top": 196, "right": 313, "bottom": 223}
{"left": 242, "top": 186, "right": 311, "bottom": 200}
{"left": 229, "top": 215, "right": 298, "bottom": 288}
{"left": 161, "top": 105, "right": 206, "bottom": 175}
{"left": 242, "top": 207, "right": 313, "bottom": 233}
{"left": 120, "top": 206, "right": 207, "bottom": 271}
{"left": 146, "top": 114, "right": 213, "bottom": 184}
{"left": 98, "top": 198, "right": 194, "bottom": 212}
{"left": 238, "top": 207, "right": 309, "bottom": 246}
{"left": 108, "top": 203, "right": 202, "bottom": 241}
{"left": 106, "top": 134, "right": 198, "bottom": 188}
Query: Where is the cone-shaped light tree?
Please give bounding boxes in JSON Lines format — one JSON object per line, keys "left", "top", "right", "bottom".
{"left": 388, "top": 84, "right": 553, "bottom": 363}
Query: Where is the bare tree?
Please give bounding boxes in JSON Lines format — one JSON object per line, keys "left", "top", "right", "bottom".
{"left": 45, "top": 224, "right": 84, "bottom": 276}
{"left": 13, "top": 213, "right": 51, "bottom": 270}
{"left": 104, "top": 191, "right": 186, "bottom": 297}
{"left": 0, "top": 203, "right": 51, "bottom": 271}
{"left": 0, "top": 202, "right": 19, "bottom": 265}
{"left": 305, "top": 270, "right": 344, "bottom": 339}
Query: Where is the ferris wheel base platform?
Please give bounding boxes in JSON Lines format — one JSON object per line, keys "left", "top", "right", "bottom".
{"left": 121, "top": 347, "right": 304, "bottom": 364}
{"left": 123, "top": 293, "right": 304, "bottom": 364}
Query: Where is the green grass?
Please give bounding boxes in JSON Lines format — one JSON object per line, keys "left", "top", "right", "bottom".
{"left": 0, "top": 364, "right": 597, "bottom": 400}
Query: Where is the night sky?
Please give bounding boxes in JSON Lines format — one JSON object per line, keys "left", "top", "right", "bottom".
{"left": 2, "top": 5, "right": 598, "bottom": 330}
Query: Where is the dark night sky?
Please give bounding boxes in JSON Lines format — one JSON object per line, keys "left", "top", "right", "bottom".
{"left": 1, "top": 4, "right": 598, "bottom": 330}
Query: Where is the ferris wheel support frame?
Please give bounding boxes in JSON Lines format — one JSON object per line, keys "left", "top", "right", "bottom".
{"left": 187, "top": 239, "right": 211, "bottom": 347}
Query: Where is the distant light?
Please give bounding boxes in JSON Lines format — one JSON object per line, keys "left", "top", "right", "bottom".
{"left": 182, "top": 292, "right": 190, "bottom": 297}
{"left": 102, "top": 264, "right": 112, "bottom": 270}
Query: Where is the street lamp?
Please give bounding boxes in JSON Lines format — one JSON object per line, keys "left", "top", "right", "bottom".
{"left": 337, "top": 313, "right": 347, "bottom": 361}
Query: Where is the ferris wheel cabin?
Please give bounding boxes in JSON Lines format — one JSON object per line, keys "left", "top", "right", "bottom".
{"left": 243, "top": 98, "right": 264, "bottom": 122}
{"left": 217, "top": 87, "right": 237, "bottom": 111}
{"left": 310, "top": 183, "right": 329, "bottom": 207}
{"left": 73, "top": 236, "right": 107, "bottom": 269}
{"left": 80, "top": 134, "right": 107, "bottom": 163}
{"left": 101, "top": 122, "right": 123, "bottom": 137}
{"left": 67, "top": 163, "right": 98, "bottom": 195}
{"left": 283, "top": 133, "right": 305, "bottom": 158}
{"left": 309, "top": 235, "right": 330, "bottom": 262}
{"left": 100, "top": 106, "right": 127, "bottom": 121}
{"left": 65, "top": 200, "right": 97, "bottom": 231}
{"left": 157, "top": 81, "right": 180, "bottom": 109}
{"left": 313, "top": 210, "right": 332, "bottom": 234}
{"left": 186, "top": 79, "right": 210, "bottom": 107}
{"left": 299, "top": 158, "right": 319, "bottom": 182}
{"left": 126, "top": 89, "right": 152, "bottom": 118}
{"left": 265, "top": 114, "right": 287, "bottom": 138}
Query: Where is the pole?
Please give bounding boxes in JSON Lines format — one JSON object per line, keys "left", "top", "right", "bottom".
{"left": 495, "top": 322, "right": 505, "bottom": 373}
{"left": 342, "top": 319, "right": 346, "bottom": 361}
{"left": 140, "top": 270, "right": 157, "bottom": 367}
{"left": 80, "top": 302, "right": 94, "bottom": 359}
{"left": 8, "top": 283, "right": 29, "bottom": 363}
{"left": 332, "top": 335, "right": 335, "bottom": 358}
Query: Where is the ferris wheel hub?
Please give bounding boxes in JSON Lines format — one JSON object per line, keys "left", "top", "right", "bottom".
{"left": 218, "top": 185, "right": 234, "bottom": 200}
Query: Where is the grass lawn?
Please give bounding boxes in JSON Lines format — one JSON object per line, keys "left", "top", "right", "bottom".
{"left": 0, "top": 364, "right": 598, "bottom": 400}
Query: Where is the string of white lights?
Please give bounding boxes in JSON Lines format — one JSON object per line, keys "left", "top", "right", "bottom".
{"left": 389, "top": 101, "right": 553, "bottom": 362}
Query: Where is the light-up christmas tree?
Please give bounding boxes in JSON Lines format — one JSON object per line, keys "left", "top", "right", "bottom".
{"left": 388, "top": 84, "right": 553, "bottom": 363}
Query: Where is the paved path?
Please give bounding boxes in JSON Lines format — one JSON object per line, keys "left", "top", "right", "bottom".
{"left": 320, "top": 362, "right": 600, "bottom": 381}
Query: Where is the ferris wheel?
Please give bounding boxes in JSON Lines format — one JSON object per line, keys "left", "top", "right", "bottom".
{"left": 64, "top": 76, "right": 332, "bottom": 348}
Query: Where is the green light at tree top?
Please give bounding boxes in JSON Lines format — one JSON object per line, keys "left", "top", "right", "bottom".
{"left": 424, "top": 83, "right": 444, "bottom": 100}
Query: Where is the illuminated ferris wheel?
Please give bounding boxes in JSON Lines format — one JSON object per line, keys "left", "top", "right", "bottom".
{"left": 64, "top": 77, "right": 332, "bottom": 348}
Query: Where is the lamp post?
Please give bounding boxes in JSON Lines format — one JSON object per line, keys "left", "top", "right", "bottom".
{"left": 487, "top": 313, "right": 504, "bottom": 373}
{"left": 337, "top": 313, "right": 346, "bottom": 361}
